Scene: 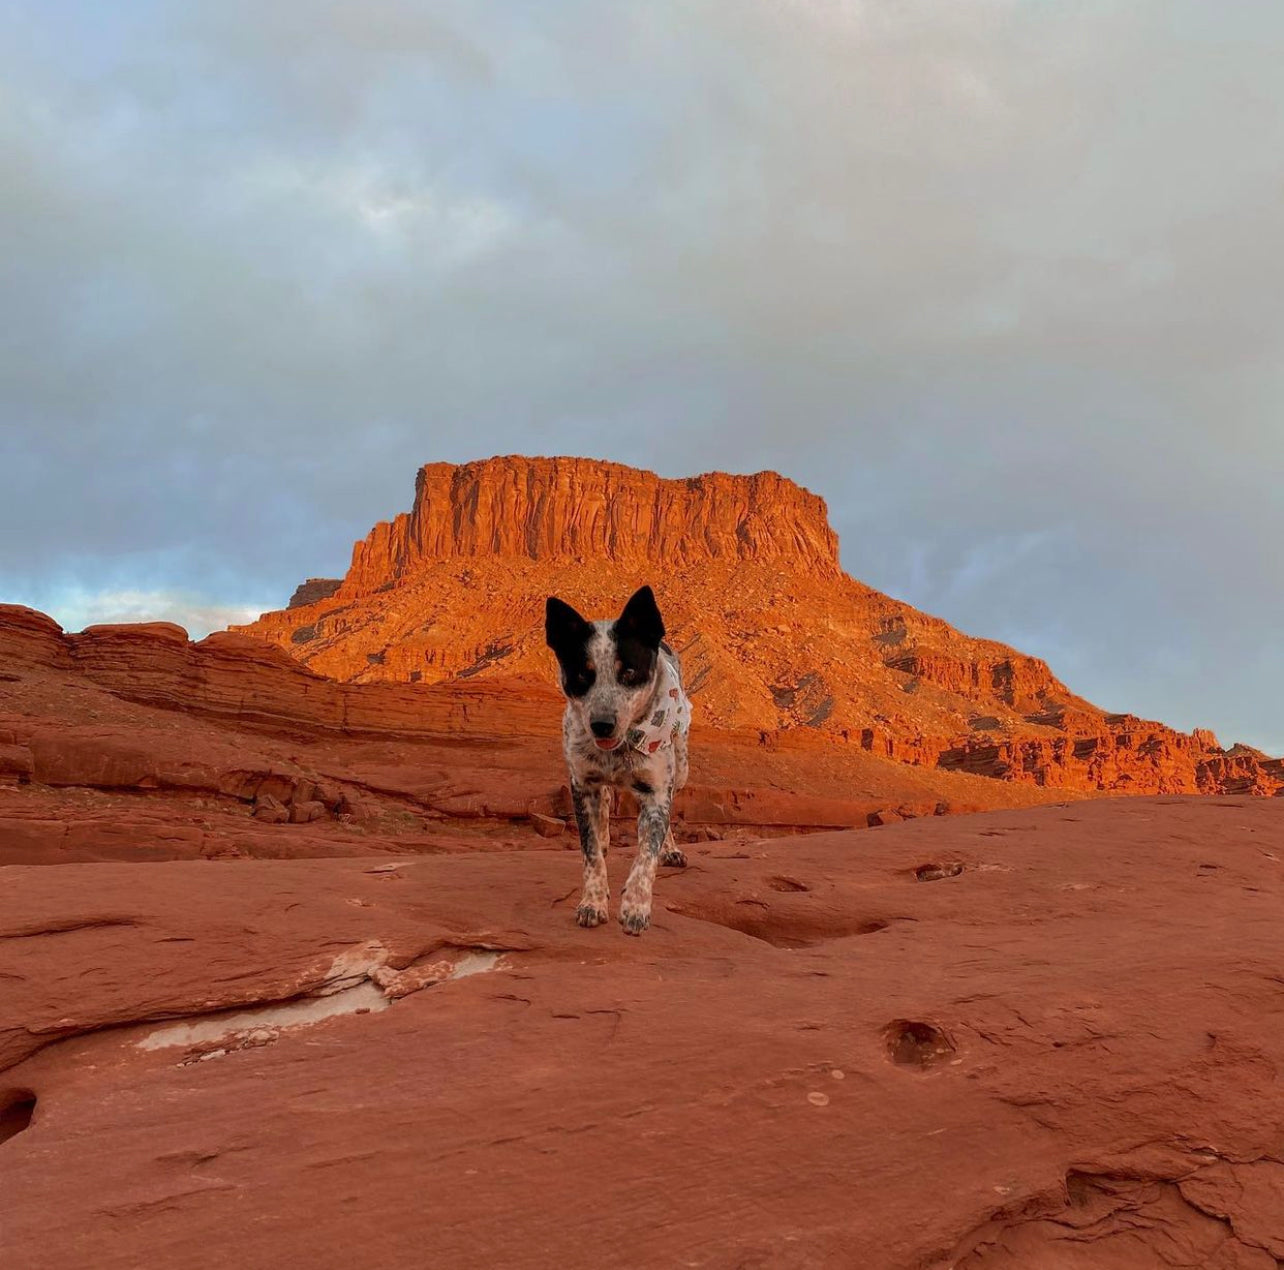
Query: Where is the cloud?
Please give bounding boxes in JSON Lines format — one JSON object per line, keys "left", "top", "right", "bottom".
{"left": 7, "top": 585, "right": 272, "bottom": 640}
{"left": 1, "top": 0, "right": 1282, "bottom": 750}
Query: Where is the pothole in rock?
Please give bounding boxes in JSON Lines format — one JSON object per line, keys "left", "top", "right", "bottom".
{"left": 137, "top": 947, "right": 506, "bottom": 1060}
{"left": 0, "top": 1089, "right": 36, "bottom": 1146}
{"left": 668, "top": 901, "right": 890, "bottom": 948}
{"left": 915, "top": 862, "right": 965, "bottom": 882}
{"left": 883, "top": 1019, "right": 956, "bottom": 1069}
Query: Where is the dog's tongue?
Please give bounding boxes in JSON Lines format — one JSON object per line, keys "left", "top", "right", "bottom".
{"left": 595, "top": 738, "right": 619, "bottom": 751}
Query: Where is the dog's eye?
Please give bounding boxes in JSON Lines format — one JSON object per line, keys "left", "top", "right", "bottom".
{"left": 619, "top": 667, "right": 642, "bottom": 687}
{"left": 566, "top": 670, "right": 595, "bottom": 696}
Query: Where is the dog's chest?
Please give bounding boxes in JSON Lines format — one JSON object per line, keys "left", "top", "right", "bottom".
{"left": 563, "top": 723, "right": 673, "bottom": 789}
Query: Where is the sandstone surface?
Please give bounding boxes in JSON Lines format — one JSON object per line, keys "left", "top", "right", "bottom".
{"left": 3, "top": 797, "right": 1283, "bottom": 1268}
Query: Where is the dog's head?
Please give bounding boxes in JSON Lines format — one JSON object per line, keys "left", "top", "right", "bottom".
{"left": 545, "top": 585, "right": 666, "bottom": 752}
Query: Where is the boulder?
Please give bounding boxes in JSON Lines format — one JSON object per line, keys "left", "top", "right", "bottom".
{"left": 253, "top": 793, "right": 289, "bottom": 825}
{"left": 288, "top": 800, "right": 327, "bottom": 825}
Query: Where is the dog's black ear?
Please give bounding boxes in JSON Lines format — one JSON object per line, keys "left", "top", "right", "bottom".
{"left": 545, "top": 596, "right": 593, "bottom": 661}
{"left": 615, "top": 585, "right": 665, "bottom": 649}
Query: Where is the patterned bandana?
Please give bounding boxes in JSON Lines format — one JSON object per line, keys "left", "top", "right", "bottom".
{"left": 623, "top": 654, "right": 692, "bottom": 755}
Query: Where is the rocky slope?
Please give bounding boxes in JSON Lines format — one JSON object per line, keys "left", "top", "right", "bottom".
{"left": 238, "top": 456, "right": 1284, "bottom": 799}
{"left": 0, "top": 604, "right": 1065, "bottom": 865}
{"left": 5, "top": 796, "right": 1284, "bottom": 1268}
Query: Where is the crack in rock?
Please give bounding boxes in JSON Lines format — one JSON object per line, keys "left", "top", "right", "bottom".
{"left": 136, "top": 944, "right": 507, "bottom": 1058}
{"left": 137, "top": 980, "right": 394, "bottom": 1053}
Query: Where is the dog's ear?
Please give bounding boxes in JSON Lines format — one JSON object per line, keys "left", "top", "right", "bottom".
{"left": 545, "top": 596, "right": 593, "bottom": 661}
{"left": 615, "top": 585, "right": 665, "bottom": 649}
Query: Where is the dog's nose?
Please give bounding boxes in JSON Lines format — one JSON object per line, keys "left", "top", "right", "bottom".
{"left": 590, "top": 718, "right": 616, "bottom": 739}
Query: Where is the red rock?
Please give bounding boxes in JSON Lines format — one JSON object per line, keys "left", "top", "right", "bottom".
{"left": 1, "top": 453, "right": 1278, "bottom": 1264}
{"left": 528, "top": 811, "right": 565, "bottom": 838}
{"left": 336, "top": 791, "right": 377, "bottom": 822}
{"left": 288, "top": 577, "right": 343, "bottom": 609}
{"left": 685, "top": 826, "right": 723, "bottom": 842}
{"left": 252, "top": 793, "right": 289, "bottom": 824}
{"left": 347, "top": 456, "right": 842, "bottom": 581}
{"left": 0, "top": 743, "right": 33, "bottom": 785}
{"left": 867, "top": 808, "right": 905, "bottom": 827}
{"left": 311, "top": 780, "right": 342, "bottom": 811}
{"left": 2, "top": 796, "right": 1282, "bottom": 1268}
{"left": 78, "top": 620, "right": 189, "bottom": 644}
{"left": 0, "top": 605, "right": 67, "bottom": 667}
{"left": 230, "top": 457, "right": 1283, "bottom": 801}
{"left": 3, "top": 595, "right": 1279, "bottom": 877}
{"left": 3, "top": 598, "right": 1089, "bottom": 868}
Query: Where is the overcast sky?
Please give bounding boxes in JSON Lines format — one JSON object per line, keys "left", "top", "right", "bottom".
{"left": 3, "top": 1, "right": 1282, "bottom": 752}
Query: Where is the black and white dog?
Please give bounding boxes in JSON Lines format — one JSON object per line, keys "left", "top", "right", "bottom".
{"left": 545, "top": 586, "right": 691, "bottom": 935}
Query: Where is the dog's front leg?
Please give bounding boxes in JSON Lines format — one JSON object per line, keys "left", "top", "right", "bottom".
{"left": 619, "top": 785, "right": 673, "bottom": 935}
{"left": 571, "top": 781, "right": 611, "bottom": 927}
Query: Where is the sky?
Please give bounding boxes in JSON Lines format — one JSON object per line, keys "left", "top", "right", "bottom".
{"left": 2, "top": 1, "right": 1283, "bottom": 752}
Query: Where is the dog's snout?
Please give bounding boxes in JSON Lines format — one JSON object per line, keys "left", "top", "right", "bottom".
{"left": 590, "top": 718, "right": 616, "bottom": 739}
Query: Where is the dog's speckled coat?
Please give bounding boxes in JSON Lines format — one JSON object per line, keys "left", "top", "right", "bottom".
{"left": 545, "top": 587, "right": 691, "bottom": 935}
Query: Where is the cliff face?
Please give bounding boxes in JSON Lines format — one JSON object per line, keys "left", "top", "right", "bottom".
{"left": 342, "top": 457, "right": 842, "bottom": 591}
{"left": 288, "top": 578, "right": 342, "bottom": 610}
{"left": 235, "top": 455, "right": 1284, "bottom": 800}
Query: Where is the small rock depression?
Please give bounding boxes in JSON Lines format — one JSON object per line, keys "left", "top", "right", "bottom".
{"left": 915, "top": 862, "right": 965, "bottom": 882}
{"left": 0, "top": 1089, "right": 36, "bottom": 1145}
{"left": 884, "top": 1020, "right": 956, "bottom": 1069}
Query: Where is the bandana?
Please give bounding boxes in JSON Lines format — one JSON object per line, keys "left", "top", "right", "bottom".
{"left": 623, "top": 653, "right": 692, "bottom": 755}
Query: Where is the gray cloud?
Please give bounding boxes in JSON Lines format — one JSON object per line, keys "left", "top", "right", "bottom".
{"left": 2, "top": 0, "right": 1282, "bottom": 749}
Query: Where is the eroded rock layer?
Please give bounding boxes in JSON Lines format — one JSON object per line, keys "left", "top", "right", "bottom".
{"left": 0, "top": 604, "right": 1066, "bottom": 866}
{"left": 236, "top": 456, "right": 1283, "bottom": 798}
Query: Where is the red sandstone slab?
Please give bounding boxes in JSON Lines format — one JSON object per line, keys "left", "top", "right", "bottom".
{"left": 3, "top": 797, "right": 1282, "bottom": 1268}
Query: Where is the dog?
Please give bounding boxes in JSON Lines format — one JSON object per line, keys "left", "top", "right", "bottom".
{"left": 545, "top": 585, "right": 691, "bottom": 935}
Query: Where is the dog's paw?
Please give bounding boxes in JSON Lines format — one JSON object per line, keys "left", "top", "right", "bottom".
{"left": 660, "top": 846, "right": 687, "bottom": 868}
{"left": 576, "top": 903, "right": 608, "bottom": 928}
{"left": 618, "top": 901, "right": 651, "bottom": 936}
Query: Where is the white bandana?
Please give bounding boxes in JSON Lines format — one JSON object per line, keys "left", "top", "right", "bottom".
{"left": 623, "top": 653, "right": 692, "bottom": 755}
